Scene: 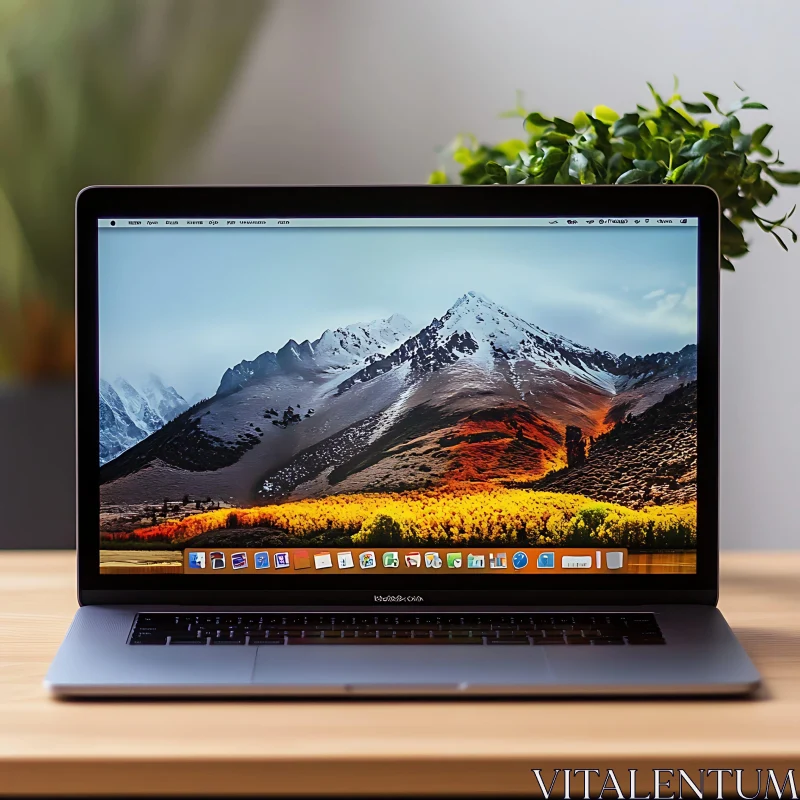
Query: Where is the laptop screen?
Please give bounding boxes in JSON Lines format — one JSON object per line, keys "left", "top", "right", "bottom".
{"left": 97, "top": 216, "right": 698, "bottom": 578}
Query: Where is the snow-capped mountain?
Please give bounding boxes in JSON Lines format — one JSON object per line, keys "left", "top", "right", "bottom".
{"left": 216, "top": 313, "right": 414, "bottom": 395}
{"left": 99, "top": 376, "right": 187, "bottom": 464}
{"left": 113, "top": 378, "right": 163, "bottom": 434}
{"left": 335, "top": 291, "right": 681, "bottom": 396}
{"left": 141, "top": 374, "right": 189, "bottom": 422}
{"left": 99, "top": 380, "right": 147, "bottom": 465}
{"left": 101, "top": 291, "right": 697, "bottom": 503}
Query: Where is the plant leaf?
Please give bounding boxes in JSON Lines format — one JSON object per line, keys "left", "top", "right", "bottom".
{"left": 569, "top": 151, "right": 589, "bottom": 182}
{"left": 495, "top": 138, "right": 527, "bottom": 160}
{"left": 721, "top": 215, "right": 749, "bottom": 256}
{"left": 505, "top": 165, "right": 525, "bottom": 184}
{"left": 741, "top": 101, "right": 768, "bottom": 110}
{"left": 524, "top": 112, "right": 552, "bottom": 128}
{"left": 742, "top": 162, "right": 761, "bottom": 184}
{"left": 573, "top": 110, "right": 591, "bottom": 130}
{"left": 669, "top": 136, "right": 685, "bottom": 159}
{"left": 647, "top": 82, "right": 666, "bottom": 107}
{"left": 614, "top": 124, "right": 640, "bottom": 139}
{"left": 733, "top": 133, "right": 752, "bottom": 153}
{"left": 689, "top": 136, "right": 727, "bottom": 157}
{"left": 721, "top": 256, "right": 736, "bottom": 271}
{"left": 615, "top": 169, "right": 652, "bottom": 185}
{"left": 554, "top": 154, "right": 573, "bottom": 184}
{"left": 541, "top": 146, "right": 567, "bottom": 168}
{"left": 682, "top": 100, "right": 712, "bottom": 114}
{"left": 683, "top": 156, "right": 706, "bottom": 183}
{"left": 751, "top": 123, "right": 773, "bottom": 148}
{"left": 702, "top": 92, "right": 723, "bottom": 114}
{"left": 485, "top": 161, "right": 507, "bottom": 184}
{"left": 719, "top": 116, "right": 740, "bottom": 134}
{"left": 552, "top": 117, "right": 576, "bottom": 136}
{"left": 593, "top": 105, "right": 620, "bottom": 124}
{"left": 633, "top": 159, "right": 660, "bottom": 173}
{"left": 427, "top": 170, "right": 448, "bottom": 184}
{"left": 767, "top": 169, "right": 800, "bottom": 185}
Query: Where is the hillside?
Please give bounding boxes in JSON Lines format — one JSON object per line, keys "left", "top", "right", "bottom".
{"left": 527, "top": 381, "right": 697, "bottom": 509}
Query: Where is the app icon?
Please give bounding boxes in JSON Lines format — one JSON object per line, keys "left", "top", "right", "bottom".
{"left": 606, "top": 551, "right": 624, "bottom": 570}
{"left": 536, "top": 552, "right": 555, "bottom": 569}
{"left": 467, "top": 553, "right": 485, "bottom": 569}
{"left": 446, "top": 552, "right": 462, "bottom": 569}
{"left": 383, "top": 551, "right": 399, "bottom": 568}
{"left": 294, "top": 550, "right": 311, "bottom": 570}
{"left": 359, "top": 551, "right": 377, "bottom": 569}
{"left": 424, "top": 552, "right": 442, "bottom": 569}
{"left": 561, "top": 555, "right": 593, "bottom": 569}
{"left": 512, "top": 551, "right": 529, "bottom": 570}
{"left": 489, "top": 552, "right": 507, "bottom": 569}
{"left": 188, "top": 552, "right": 206, "bottom": 569}
{"left": 274, "top": 551, "right": 290, "bottom": 569}
{"left": 210, "top": 551, "right": 225, "bottom": 570}
{"left": 254, "top": 551, "right": 270, "bottom": 570}
{"left": 337, "top": 551, "right": 355, "bottom": 569}
{"left": 405, "top": 552, "right": 421, "bottom": 568}
{"left": 314, "top": 551, "right": 333, "bottom": 570}
{"left": 231, "top": 551, "right": 248, "bottom": 570}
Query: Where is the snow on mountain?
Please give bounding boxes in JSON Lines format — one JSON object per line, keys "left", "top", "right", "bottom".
{"left": 100, "top": 292, "right": 698, "bottom": 501}
{"left": 99, "top": 376, "right": 188, "bottom": 464}
{"left": 99, "top": 380, "right": 148, "bottom": 464}
{"left": 435, "top": 291, "right": 623, "bottom": 385}
{"left": 113, "top": 378, "right": 163, "bottom": 433}
{"left": 335, "top": 292, "right": 622, "bottom": 394}
{"left": 216, "top": 313, "right": 414, "bottom": 396}
{"left": 141, "top": 374, "right": 189, "bottom": 422}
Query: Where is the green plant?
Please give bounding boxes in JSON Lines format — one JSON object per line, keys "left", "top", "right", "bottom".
{"left": 430, "top": 81, "right": 799, "bottom": 270}
{"left": 0, "top": 0, "right": 268, "bottom": 380}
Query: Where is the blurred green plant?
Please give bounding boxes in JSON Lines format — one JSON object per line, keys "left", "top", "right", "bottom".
{"left": 0, "top": 0, "right": 268, "bottom": 380}
{"left": 430, "top": 80, "right": 799, "bottom": 271}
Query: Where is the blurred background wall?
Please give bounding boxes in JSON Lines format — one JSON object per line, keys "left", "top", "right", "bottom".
{"left": 2, "top": 0, "right": 798, "bottom": 548}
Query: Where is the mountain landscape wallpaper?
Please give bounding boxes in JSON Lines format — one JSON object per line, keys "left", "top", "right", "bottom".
{"left": 98, "top": 224, "right": 698, "bottom": 572}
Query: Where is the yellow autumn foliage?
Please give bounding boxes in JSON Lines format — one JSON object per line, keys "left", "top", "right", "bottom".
{"left": 112, "top": 485, "right": 696, "bottom": 549}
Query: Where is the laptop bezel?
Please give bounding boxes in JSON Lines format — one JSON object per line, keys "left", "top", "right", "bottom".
{"left": 77, "top": 185, "right": 719, "bottom": 606}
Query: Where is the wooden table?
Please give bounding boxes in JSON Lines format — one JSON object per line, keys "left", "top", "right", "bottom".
{"left": 1, "top": 552, "right": 798, "bottom": 797}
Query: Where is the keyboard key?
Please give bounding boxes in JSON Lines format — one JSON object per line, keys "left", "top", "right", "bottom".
{"left": 129, "top": 612, "right": 664, "bottom": 647}
{"left": 487, "top": 637, "right": 530, "bottom": 645}
{"left": 130, "top": 633, "right": 168, "bottom": 645}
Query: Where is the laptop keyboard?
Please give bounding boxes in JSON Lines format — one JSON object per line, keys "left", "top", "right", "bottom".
{"left": 129, "top": 613, "right": 665, "bottom": 646}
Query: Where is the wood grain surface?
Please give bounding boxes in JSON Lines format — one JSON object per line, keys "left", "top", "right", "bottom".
{"left": 0, "top": 551, "right": 798, "bottom": 796}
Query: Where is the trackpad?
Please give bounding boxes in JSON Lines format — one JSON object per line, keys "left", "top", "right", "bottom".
{"left": 253, "top": 646, "right": 552, "bottom": 688}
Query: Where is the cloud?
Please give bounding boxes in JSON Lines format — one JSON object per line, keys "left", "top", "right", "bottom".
{"left": 655, "top": 293, "right": 682, "bottom": 312}
{"left": 643, "top": 288, "right": 666, "bottom": 300}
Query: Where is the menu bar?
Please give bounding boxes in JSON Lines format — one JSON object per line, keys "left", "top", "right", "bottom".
{"left": 183, "top": 547, "right": 628, "bottom": 574}
{"left": 99, "top": 217, "right": 697, "bottom": 229}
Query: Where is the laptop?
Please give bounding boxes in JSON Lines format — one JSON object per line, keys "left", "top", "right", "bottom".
{"left": 46, "top": 184, "right": 760, "bottom": 696}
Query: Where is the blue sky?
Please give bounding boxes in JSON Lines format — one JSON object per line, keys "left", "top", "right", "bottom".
{"left": 99, "top": 224, "right": 698, "bottom": 399}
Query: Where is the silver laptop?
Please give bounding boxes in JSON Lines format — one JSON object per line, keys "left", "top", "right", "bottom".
{"left": 46, "top": 184, "right": 759, "bottom": 696}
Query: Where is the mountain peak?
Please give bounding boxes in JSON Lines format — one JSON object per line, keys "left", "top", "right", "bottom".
{"left": 336, "top": 291, "right": 623, "bottom": 395}
{"left": 449, "top": 291, "right": 496, "bottom": 313}
{"left": 216, "top": 311, "right": 416, "bottom": 395}
{"left": 386, "top": 312, "right": 412, "bottom": 329}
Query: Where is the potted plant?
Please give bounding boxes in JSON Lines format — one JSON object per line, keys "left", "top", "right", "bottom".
{"left": 430, "top": 80, "right": 799, "bottom": 270}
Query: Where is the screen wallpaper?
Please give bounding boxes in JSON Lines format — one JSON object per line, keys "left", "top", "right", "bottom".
{"left": 98, "top": 219, "right": 698, "bottom": 576}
